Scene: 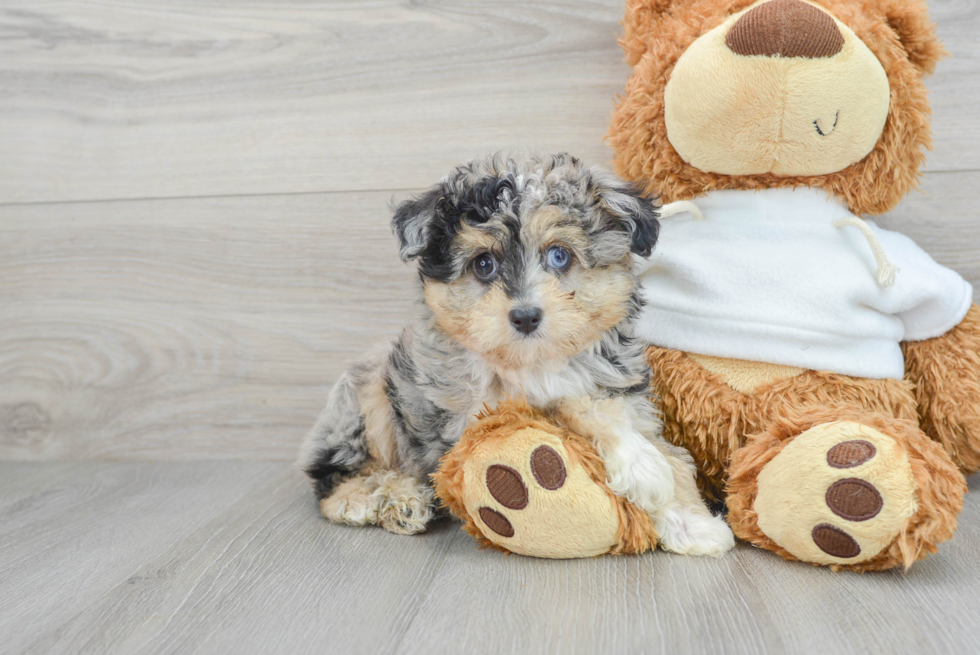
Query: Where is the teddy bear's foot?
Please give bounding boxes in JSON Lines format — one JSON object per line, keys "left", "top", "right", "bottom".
{"left": 752, "top": 421, "right": 916, "bottom": 566}
{"left": 434, "top": 400, "right": 661, "bottom": 558}
{"left": 455, "top": 427, "right": 627, "bottom": 557}
{"left": 727, "top": 411, "right": 966, "bottom": 571}
{"left": 320, "top": 469, "right": 434, "bottom": 535}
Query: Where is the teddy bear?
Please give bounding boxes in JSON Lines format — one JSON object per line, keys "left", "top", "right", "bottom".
{"left": 433, "top": 398, "right": 661, "bottom": 558}
{"left": 604, "top": 0, "right": 979, "bottom": 571}
{"left": 435, "top": 0, "right": 979, "bottom": 571}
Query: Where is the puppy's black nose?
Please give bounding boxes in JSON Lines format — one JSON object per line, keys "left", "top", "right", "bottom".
{"left": 509, "top": 307, "right": 543, "bottom": 335}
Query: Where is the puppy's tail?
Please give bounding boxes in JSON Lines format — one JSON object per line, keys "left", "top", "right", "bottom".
{"left": 296, "top": 374, "right": 370, "bottom": 500}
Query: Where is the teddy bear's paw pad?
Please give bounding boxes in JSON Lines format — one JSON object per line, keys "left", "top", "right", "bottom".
{"left": 530, "top": 446, "right": 567, "bottom": 489}
{"left": 485, "top": 464, "right": 530, "bottom": 509}
{"left": 754, "top": 421, "right": 917, "bottom": 566}
{"left": 478, "top": 507, "right": 514, "bottom": 538}
{"left": 826, "top": 440, "right": 877, "bottom": 468}
{"left": 479, "top": 449, "right": 567, "bottom": 538}
{"left": 462, "top": 428, "right": 620, "bottom": 558}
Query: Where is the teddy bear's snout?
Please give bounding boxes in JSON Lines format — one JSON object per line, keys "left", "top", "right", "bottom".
{"left": 726, "top": 0, "right": 844, "bottom": 59}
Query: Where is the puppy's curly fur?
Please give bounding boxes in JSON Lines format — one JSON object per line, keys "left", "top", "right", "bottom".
{"left": 297, "top": 153, "right": 733, "bottom": 556}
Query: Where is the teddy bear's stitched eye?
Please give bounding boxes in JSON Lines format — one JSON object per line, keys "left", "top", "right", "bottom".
{"left": 546, "top": 246, "right": 571, "bottom": 271}
{"left": 472, "top": 252, "right": 498, "bottom": 282}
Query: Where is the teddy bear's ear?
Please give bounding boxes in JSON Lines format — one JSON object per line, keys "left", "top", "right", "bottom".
{"left": 620, "top": 0, "right": 678, "bottom": 67}
{"left": 883, "top": 0, "right": 946, "bottom": 75}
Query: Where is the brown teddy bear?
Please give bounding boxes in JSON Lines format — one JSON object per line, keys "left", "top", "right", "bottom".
{"left": 606, "top": 0, "right": 979, "bottom": 570}
{"left": 434, "top": 398, "right": 660, "bottom": 558}
{"left": 435, "top": 0, "right": 979, "bottom": 571}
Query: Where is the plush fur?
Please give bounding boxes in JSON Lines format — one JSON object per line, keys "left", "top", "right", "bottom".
{"left": 608, "top": 0, "right": 979, "bottom": 571}
{"left": 726, "top": 407, "right": 965, "bottom": 571}
{"left": 433, "top": 398, "right": 660, "bottom": 556}
{"left": 903, "top": 304, "right": 980, "bottom": 473}
{"left": 648, "top": 346, "right": 921, "bottom": 501}
{"left": 609, "top": 0, "right": 945, "bottom": 216}
{"left": 298, "top": 153, "right": 734, "bottom": 557}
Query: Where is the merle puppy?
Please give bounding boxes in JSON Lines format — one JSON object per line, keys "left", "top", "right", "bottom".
{"left": 297, "top": 153, "right": 734, "bottom": 557}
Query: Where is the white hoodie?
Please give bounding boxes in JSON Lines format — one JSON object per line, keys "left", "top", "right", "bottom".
{"left": 634, "top": 187, "right": 974, "bottom": 380}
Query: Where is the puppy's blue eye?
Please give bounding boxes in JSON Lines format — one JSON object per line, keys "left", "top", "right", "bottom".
{"left": 546, "top": 246, "right": 570, "bottom": 271}
{"left": 472, "top": 252, "right": 498, "bottom": 282}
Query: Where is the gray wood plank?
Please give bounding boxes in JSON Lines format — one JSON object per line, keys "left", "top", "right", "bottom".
{"left": 3, "top": 464, "right": 978, "bottom": 655}
{"left": 393, "top": 474, "right": 980, "bottom": 655}
{"left": 0, "top": 461, "right": 287, "bottom": 654}
{"left": 23, "top": 465, "right": 459, "bottom": 655}
{"left": 392, "top": 536, "right": 786, "bottom": 655}
{"left": 929, "top": 0, "right": 980, "bottom": 173}
{"left": 2, "top": 171, "right": 977, "bottom": 460}
{"left": 0, "top": 190, "right": 412, "bottom": 460}
{"left": 0, "top": 0, "right": 626, "bottom": 204}
{"left": 0, "top": 0, "right": 976, "bottom": 205}
{"left": 726, "top": 474, "right": 980, "bottom": 655}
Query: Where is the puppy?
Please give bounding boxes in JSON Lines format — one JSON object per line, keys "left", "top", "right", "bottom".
{"left": 297, "top": 153, "right": 734, "bottom": 557}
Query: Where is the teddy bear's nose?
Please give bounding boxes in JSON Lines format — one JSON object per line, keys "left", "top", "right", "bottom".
{"left": 726, "top": 0, "right": 845, "bottom": 59}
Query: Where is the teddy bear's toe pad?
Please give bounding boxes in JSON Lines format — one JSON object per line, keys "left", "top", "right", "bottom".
{"left": 754, "top": 421, "right": 917, "bottom": 566}
{"left": 461, "top": 428, "right": 621, "bottom": 558}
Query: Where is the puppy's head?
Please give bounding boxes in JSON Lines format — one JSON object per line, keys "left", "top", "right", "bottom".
{"left": 392, "top": 153, "right": 659, "bottom": 370}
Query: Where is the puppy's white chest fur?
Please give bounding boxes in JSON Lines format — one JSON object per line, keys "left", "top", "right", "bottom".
{"left": 491, "top": 360, "right": 598, "bottom": 406}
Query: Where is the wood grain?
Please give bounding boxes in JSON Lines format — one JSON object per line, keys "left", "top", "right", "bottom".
{"left": 0, "top": 191, "right": 412, "bottom": 459}
{"left": 0, "top": 0, "right": 977, "bottom": 205}
{"left": 1, "top": 1, "right": 979, "bottom": 651}
{"left": 0, "top": 461, "right": 287, "bottom": 653}
{"left": 0, "top": 0, "right": 627, "bottom": 204}
{"left": 5, "top": 462, "right": 978, "bottom": 654}
{"left": 397, "top": 474, "right": 980, "bottom": 655}
{"left": 1, "top": 171, "right": 977, "bottom": 461}
{"left": 21, "top": 464, "right": 459, "bottom": 655}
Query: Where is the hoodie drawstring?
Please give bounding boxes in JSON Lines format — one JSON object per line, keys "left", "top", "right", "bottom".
{"left": 833, "top": 217, "right": 899, "bottom": 287}
{"left": 659, "top": 200, "right": 704, "bottom": 222}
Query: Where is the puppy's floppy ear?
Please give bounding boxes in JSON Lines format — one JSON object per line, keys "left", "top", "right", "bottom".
{"left": 595, "top": 176, "right": 661, "bottom": 258}
{"left": 391, "top": 186, "right": 444, "bottom": 262}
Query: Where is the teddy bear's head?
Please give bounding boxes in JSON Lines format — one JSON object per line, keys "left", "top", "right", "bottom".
{"left": 609, "top": 0, "right": 945, "bottom": 215}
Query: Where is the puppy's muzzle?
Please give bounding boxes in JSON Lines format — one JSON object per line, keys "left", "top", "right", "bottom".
{"left": 509, "top": 306, "right": 543, "bottom": 335}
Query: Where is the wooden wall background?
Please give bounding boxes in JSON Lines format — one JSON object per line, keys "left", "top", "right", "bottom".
{"left": 1, "top": 0, "right": 978, "bottom": 460}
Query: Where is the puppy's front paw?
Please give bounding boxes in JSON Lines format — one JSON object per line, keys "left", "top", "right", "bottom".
{"left": 603, "top": 434, "right": 675, "bottom": 514}
{"left": 657, "top": 506, "right": 735, "bottom": 558}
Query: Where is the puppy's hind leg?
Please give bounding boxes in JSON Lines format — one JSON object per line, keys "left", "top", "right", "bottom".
{"left": 297, "top": 372, "right": 371, "bottom": 502}
{"left": 320, "top": 473, "right": 383, "bottom": 526}
{"left": 371, "top": 470, "right": 435, "bottom": 535}
{"left": 320, "top": 470, "right": 435, "bottom": 535}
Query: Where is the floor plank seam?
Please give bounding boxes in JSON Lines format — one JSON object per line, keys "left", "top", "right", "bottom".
{"left": 387, "top": 526, "right": 461, "bottom": 655}
{"left": 16, "top": 466, "right": 294, "bottom": 653}
{"left": 0, "top": 187, "right": 426, "bottom": 210}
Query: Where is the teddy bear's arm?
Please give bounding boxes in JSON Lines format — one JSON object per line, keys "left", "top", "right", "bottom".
{"left": 903, "top": 303, "right": 980, "bottom": 473}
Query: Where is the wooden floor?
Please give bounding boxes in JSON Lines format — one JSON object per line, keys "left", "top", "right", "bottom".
{"left": 1, "top": 462, "right": 978, "bottom": 655}
{"left": 3, "top": 1, "right": 980, "bottom": 653}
